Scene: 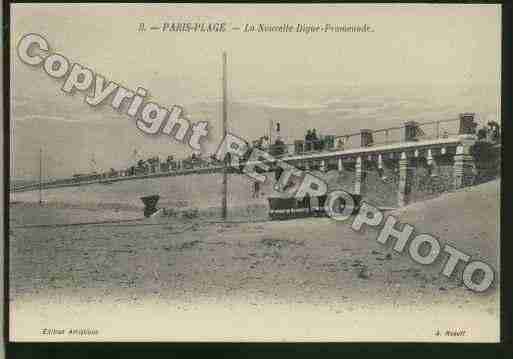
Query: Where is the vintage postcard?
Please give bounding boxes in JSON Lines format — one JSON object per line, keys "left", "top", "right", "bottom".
{"left": 8, "top": 3, "right": 501, "bottom": 342}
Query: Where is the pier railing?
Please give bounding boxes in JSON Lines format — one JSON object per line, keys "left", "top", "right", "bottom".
{"left": 262, "top": 117, "right": 461, "bottom": 159}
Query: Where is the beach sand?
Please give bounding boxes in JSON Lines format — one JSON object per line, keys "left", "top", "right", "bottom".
{"left": 9, "top": 180, "right": 500, "bottom": 341}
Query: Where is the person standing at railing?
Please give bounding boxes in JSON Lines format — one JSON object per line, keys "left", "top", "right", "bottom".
{"left": 305, "top": 129, "right": 313, "bottom": 152}
{"left": 311, "top": 129, "right": 318, "bottom": 141}
{"left": 311, "top": 129, "right": 322, "bottom": 151}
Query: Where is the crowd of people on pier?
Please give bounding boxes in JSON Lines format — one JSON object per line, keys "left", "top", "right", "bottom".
{"left": 65, "top": 129, "right": 339, "bottom": 184}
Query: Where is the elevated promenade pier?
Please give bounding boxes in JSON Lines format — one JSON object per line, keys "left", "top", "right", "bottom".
{"left": 12, "top": 113, "right": 492, "bottom": 209}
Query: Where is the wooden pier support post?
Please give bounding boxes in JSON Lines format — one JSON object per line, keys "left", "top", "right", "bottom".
{"left": 320, "top": 159, "right": 327, "bottom": 172}
{"left": 304, "top": 160, "right": 311, "bottom": 171}
{"left": 377, "top": 154, "right": 386, "bottom": 179}
{"left": 354, "top": 156, "right": 364, "bottom": 195}
{"left": 398, "top": 152, "right": 414, "bottom": 207}
{"left": 453, "top": 135, "right": 477, "bottom": 189}
{"left": 426, "top": 149, "right": 438, "bottom": 177}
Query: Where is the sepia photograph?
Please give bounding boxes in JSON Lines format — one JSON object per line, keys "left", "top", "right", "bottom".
{"left": 7, "top": 3, "right": 501, "bottom": 342}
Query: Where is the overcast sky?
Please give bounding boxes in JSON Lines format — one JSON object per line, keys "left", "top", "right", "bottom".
{"left": 10, "top": 4, "right": 501, "bottom": 179}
